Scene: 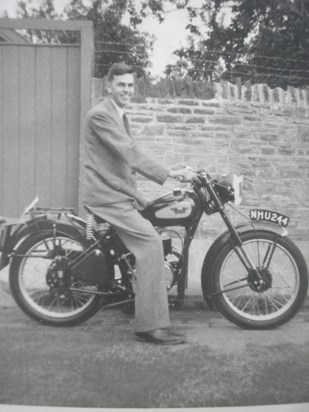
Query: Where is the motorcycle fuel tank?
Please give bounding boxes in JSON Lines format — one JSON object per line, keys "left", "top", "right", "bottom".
{"left": 141, "top": 189, "right": 201, "bottom": 227}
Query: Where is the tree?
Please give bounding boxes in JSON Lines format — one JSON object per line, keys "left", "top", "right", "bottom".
{"left": 133, "top": 0, "right": 309, "bottom": 88}
{"left": 210, "top": 0, "right": 309, "bottom": 88}
{"left": 63, "top": 0, "right": 155, "bottom": 77}
{"left": 14, "top": 0, "right": 154, "bottom": 77}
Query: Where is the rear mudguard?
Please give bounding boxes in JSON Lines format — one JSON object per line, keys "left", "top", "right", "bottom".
{"left": 201, "top": 222, "right": 288, "bottom": 309}
{"left": 0, "top": 215, "right": 86, "bottom": 270}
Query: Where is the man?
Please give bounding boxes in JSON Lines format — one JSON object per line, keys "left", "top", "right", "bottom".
{"left": 83, "top": 63, "right": 194, "bottom": 345}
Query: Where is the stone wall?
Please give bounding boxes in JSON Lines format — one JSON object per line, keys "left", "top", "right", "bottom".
{"left": 92, "top": 78, "right": 309, "bottom": 241}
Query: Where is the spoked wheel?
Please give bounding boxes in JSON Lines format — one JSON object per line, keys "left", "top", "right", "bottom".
{"left": 209, "top": 230, "right": 308, "bottom": 329}
{"left": 9, "top": 229, "right": 104, "bottom": 326}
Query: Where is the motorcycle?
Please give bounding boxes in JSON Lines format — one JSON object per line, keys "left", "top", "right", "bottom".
{"left": 6, "top": 170, "right": 309, "bottom": 329}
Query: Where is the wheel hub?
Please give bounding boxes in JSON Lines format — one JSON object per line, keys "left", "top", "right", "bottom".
{"left": 247, "top": 268, "right": 272, "bottom": 292}
{"left": 46, "top": 257, "right": 71, "bottom": 302}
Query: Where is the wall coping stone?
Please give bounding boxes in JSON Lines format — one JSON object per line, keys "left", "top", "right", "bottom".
{"left": 92, "top": 77, "right": 309, "bottom": 107}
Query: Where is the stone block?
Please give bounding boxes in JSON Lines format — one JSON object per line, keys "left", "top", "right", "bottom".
{"left": 213, "top": 82, "right": 223, "bottom": 99}
{"left": 297, "top": 126, "right": 309, "bottom": 142}
{"left": 201, "top": 101, "right": 221, "bottom": 108}
{"left": 166, "top": 130, "right": 188, "bottom": 137}
{"left": 173, "top": 143, "right": 193, "bottom": 154}
{"left": 131, "top": 116, "right": 153, "bottom": 124}
{"left": 156, "top": 114, "right": 183, "bottom": 123}
{"left": 155, "top": 136, "right": 173, "bottom": 144}
{"left": 295, "top": 107, "right": 308, "bottom": 118}
{"left": 260, "top": 133, "right": 279, "bottom": 143}
{"left": 282, "top": 107, "right": 296, "bottom": 117}
{"left": 131, "top": 95, "right": 147, "bottom": 103}
{"left": 175, "top": 136, "right": 205, "bottom": 146}
{"left": 166, "top": 125, "right": 193, "bottom": 131}
{"left": 305, "top": 88, "right": 309, "bottom": 105}
{"left": 221, "top": 80, "right": 229, "bottom": 100}
{"left": 185, "top": 117, "right": 205, "bottom": 124}
{"left": 288, "top": 86, "right": 298, "bottom": 104}
{"left": 229, "top": 83, "right": 237, "bottom": 99}
{"left": 143, "top": 124, "right": 165, "bottom": 137}
{"left": 243, "top": 115, "right": 262, "bottom": 122}
{"left": 191, "top": 131, "right": 215, "bottom": 139}
{"left": 178, "top": 100, "right": 199, "bottom": 106}
{"left": 244, "top": 82, "right": 252, "bottom": 101}
{"left": 272, "top": 87, "right": 283, "bottom": 103}
{"left": 279, "top": 168, "right": 301, "bottom": 178}
{"left": 234, "top": 129, "right": 254, "bottom": 139}
{"left": 167, "top": 107, "right": 192, "bottom": 114}
{"left": 261, "top": 147, "right": 276, "bottom": 155}
{"left": 215, "top": 132, "right": 231, "bottom": 140}
{"left": 252, "top": 84, "right": 261, "bottom": 102}
{"left": 200, "top": 125, "right": 229, "bottom": 132}
{"left": 193, "top": 108, "right": 216, "bottom": 115}
{"left": 224, "top": 102, "right": 257, "bottom": 115}
{"left": 158, "top": 99, "right": 174, "bottom": 105}
{"left": 278, "top": 145, "right": 296, "bottom": 156}
{"left": 262, "top": 84, "right": 270, "bottom": 102}
{"left": 209, "top": 115, "right": 241, "bottom": 125}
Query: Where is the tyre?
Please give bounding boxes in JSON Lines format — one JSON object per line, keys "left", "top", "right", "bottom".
{"left": 9, "top": 226, "right": 104, "bottom": 326}
{"left": 208, "top": 230, "right": 308, "bottom": 329}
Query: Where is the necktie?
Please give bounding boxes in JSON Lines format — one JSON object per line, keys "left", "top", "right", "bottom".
{"left": 123, "top": 113, "right": 131, "bottom": 137}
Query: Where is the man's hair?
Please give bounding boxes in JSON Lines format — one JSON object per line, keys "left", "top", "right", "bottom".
{"left": 107, "top": 63, "right": 134, "bottom": 82}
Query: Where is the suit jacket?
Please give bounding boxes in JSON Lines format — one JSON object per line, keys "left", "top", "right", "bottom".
{"left": 83, "top": 97, "right": 169, "bottom": 210}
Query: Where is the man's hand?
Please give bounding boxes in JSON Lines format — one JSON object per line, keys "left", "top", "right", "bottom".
{"left": 168, "top": 166, "right": 196, "bottom": 182}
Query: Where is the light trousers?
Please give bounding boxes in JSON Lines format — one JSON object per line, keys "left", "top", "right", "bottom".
{"left": 88, "top": 202, "right": 171, "bottom": 333}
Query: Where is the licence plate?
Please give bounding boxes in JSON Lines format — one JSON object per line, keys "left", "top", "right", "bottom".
{"left": 249, "top": 209, "right": 289, "bottom": 227}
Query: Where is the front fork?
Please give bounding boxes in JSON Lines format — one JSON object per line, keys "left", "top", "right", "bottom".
{"left": 172, "top": 207, "right": 265, "bottom": 308}
{"left": 203, "top": 177, "right": 267, "bottom": 281}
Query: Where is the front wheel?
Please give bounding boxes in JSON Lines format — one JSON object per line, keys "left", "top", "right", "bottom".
{"left": 208, "top": 230, "right": 308, "bottom": 329}
{"left": 9, "top": 228, "right": 104, "bottom": 326}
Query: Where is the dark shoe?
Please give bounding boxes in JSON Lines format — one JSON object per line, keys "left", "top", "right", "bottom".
{"left": 135, "top": 328, "right": 186, "bottom": 345}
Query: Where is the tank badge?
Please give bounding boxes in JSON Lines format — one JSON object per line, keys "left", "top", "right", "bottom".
{"left": 154, "top": 200, "right": 192, "bottom": 219}
{"left": 171, "top": 206, "right": 188, "bottom": 214}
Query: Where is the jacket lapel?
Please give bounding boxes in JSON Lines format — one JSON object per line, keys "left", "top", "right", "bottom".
{"left": 103, "top": 97, "right": 132, "bottom": 138}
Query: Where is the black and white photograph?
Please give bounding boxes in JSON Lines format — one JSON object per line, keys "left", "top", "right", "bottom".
{"left": 0, "top": 1, "right": 308, "bottom": 411}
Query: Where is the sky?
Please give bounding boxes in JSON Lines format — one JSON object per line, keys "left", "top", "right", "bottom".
{"left": 0, "top": 0, "right": 203, "bottom": 76}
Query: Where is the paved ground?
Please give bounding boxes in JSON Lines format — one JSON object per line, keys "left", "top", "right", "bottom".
{"left": 0, "top": 288, "right": 309, "bottom": 409}
{"left": 0, "top": 239, "right": 308, "bottom": 410}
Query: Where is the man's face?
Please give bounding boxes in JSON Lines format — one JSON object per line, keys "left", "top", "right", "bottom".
{"left": 107, "top": 73, "right": 134, "bottom": 108}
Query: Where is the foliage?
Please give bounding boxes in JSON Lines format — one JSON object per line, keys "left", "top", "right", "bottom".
{"left": 135, "top": 0, "right": 309, "bottom": 89}
{"left": 7, "top": 0, "right": 309, "bottom": 86}
{"left": 14, "top": 0, "right": 154, "bottom": 77}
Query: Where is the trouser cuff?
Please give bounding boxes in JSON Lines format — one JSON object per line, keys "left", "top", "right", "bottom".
{"left": 134, "top": 320, "right": 171, "bottom": 333}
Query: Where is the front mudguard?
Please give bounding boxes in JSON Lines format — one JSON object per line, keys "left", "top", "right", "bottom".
{"left": 0, "top": 215, "right": 86, "bottom": 270}
{"left": 201, "top": 222, "right": 288, "bottom": 309}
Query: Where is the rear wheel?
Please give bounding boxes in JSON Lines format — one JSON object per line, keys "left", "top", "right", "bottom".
{"left": 208, "top": 230, "right": 308, "bottom": 329}
{"left": 9, "top": 228, "right": 104, "bottom": 326}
